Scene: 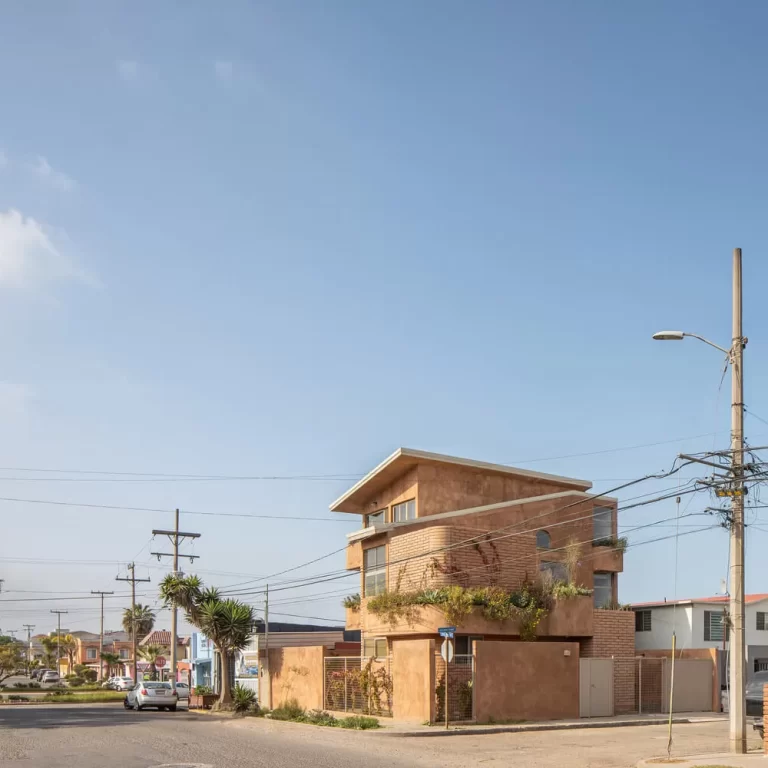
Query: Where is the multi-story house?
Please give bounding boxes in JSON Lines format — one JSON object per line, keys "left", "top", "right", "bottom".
{"left": 73, "top": 630, "right": 133, "bottom": 674}
{"left": 332, "top": 448, "right": 631, "bottom": 659}
{"left": 632, "top": 593, "right": 768, "bottom": 682}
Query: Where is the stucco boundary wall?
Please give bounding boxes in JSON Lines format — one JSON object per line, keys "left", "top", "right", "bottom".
{"left": 391, "top": 638, "right": 435, "bottom": 722}
{"left": 473, "top": 640, "right": 580, "bottom": 722}
{"left": 640, "top": 648, "right": 720, "bottom": 712}
{"left": 267, "top": 646, "right": 326, "bottom": 710}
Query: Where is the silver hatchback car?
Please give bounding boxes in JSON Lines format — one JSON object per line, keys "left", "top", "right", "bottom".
{"left": 124, "top": 681, "right": 179, "bottom": 711}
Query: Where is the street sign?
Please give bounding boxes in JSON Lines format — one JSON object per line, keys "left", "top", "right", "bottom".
{"left": 154, "top": 656, "right": 167, "bottom": 669}
{"left": 440, "top": 638, "right": 454, "bottom": 663}
{"left": 438, "top": 626, "right": 456, "bottom": 638}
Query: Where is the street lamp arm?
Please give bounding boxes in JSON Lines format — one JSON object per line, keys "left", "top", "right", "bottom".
{"left": 681, "top": 333, "right": 731, "bottom": 356}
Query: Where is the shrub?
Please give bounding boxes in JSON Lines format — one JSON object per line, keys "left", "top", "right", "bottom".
{"left": 304, "top": 709, "right": 338, "bottom": 726}
{"left": 82, "top": 669, "right": 98, "bottom": 683}
{"left": 193, "top": 685, "right": 214, "bottom": 696}
{"left": 592, "top": 536, "right": 628, "bottom": 553}
{"left": 550, "top": 582, "right": 592, "bottom": 599}
{"left": 336, "top": 715, "right": 379, "bottom": 730}
{"left": 232, "top": 684, "right": 257, "bottom": 714}
{"left": 342, "top": 594, "right": 361, "bottom": 611}
{"left": 68, "top": 677, "right": 85, "bottom": 687}
{"left": 9, "top": 695, "right": 29, "bottom": 701}
{"left": 270, "top": 698, "right": 305, "bottom": 721}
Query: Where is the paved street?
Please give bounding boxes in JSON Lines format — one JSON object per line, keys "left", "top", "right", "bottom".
{"left": 0, "top": 704, "right": 764, "bottom": 768}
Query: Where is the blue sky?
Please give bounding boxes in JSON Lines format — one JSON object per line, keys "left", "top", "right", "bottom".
{"left": 2, "top": 0, "right": 768, "bottom": 635}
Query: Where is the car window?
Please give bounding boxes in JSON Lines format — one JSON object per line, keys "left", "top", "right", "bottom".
{"left": 145, "top": 682, "right": 172, "bottom": 689}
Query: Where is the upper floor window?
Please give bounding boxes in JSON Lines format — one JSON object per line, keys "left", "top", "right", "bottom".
{"left": 540, "top": 561, "right": 567, "bottom": 583}
{"left": 704, "top": 610, "right": 728, "bottom": 642}
{"left": 593, "top": 507, "right": 613, "bottom": 541}
{"left": 635, "top": 610, "right": 652, "bottom": 632}
{"left": 366, "top": 509, "right": 386, "bottom": 527}
{"left": 392, "top": 499, "right": 416, "bottom": 523}
{"left": 363, "top": 545, "right": 386, "bottom": 596}
{"left": 536, "top": 530, "right": 551, "bottom": 549}
{"left": 757, "top": 611, "right": 767, "bottom": 631}
{"left": 363, "top": 637, "right": 388, "bottom": 658}
{"left": 86, "top": 648, "right": 97, "bottom": 660}
{"left": 119, "top": 649, "right": 129, "bottom": 659}
{"left": 593, "top": 572, "right": 613, "bottom": 608}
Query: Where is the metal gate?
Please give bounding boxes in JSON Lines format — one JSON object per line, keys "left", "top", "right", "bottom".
{"left": 323, "top": 656, "right": 393, "bottom": 717}
{"left": 580, "top": 658, "right": 614, "bottom": 717}
{"left": 434, "top": 653, "right": 474, "bottom": 722}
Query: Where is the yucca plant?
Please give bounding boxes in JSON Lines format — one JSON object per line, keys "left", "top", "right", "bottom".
{"left": 232, "top": 683, "right": 257, "bottom": 713}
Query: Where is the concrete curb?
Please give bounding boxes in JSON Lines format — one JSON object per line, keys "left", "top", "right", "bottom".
{"left": 384, "top": 717, "right": 721, "bottom": 737}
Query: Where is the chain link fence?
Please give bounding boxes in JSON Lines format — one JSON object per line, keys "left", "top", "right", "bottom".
{"left": 434, "top": 653, "right": 474, "bottom": 722}
{"left": 323, "top": 656, "right": 393, "bottom": 716}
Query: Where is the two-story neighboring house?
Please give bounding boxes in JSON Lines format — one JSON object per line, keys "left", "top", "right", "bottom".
{"left": 332, "top": 448, "right": 632, "bottom": 664}
{"left": 73, "top": 630, "right": 133, "bottom": 675}
{"left": 632, "top": 594, "right": 768, "bottom": 681}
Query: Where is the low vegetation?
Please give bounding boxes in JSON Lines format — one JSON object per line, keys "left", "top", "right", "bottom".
{"left": 342, "top": 593, "right": 361, "bottom": 611}
{"left": 43, "top": 691, "right": 126, "bottom": 703}
{"left": 232, "top": 684, "right": 258, "bottom": 714}
{"left": 592, "top": 535, "right": 628, "bottom": 553}
{"left": 264, "top": 699, "right": 379, "bottom": 730}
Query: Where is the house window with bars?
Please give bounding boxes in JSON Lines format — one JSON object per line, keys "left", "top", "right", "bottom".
{"left": 635, "top": 609, "right": 652, "bottom": 632}
{"left": 757, "top": 611, "right": 767, "bottom": 631}
{"left": 704, "top": 610, "right": 729, "bottom": 642}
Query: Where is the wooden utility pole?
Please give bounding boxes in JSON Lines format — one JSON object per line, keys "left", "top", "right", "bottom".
{"left": 152, "top": 509, "right": 200, "bottom": 686}
{"left": 22, "top": 624, "right": 34, "bottom": 676}
{"left": 50, "top": 610, "right": 67, "bottom": 674}
{"left": 116, "top": 564, "right": 150, "bottom": 683}
{"left": 263, "top": 584, "right": 270, "bottom": 709}
{"left": 91, "top": 591, "right": 114, "bottom": 681}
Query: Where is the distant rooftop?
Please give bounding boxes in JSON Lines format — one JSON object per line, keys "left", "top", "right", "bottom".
{"left": 631, "top": 593, "right": 768, "bottom": 609}
{"left": 330, "top": 447, "right": 592, "bottom": 514}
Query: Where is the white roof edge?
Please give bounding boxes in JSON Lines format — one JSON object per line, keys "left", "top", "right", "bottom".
{"left": 330, "top": 447, "right": 593, "bottom": 511}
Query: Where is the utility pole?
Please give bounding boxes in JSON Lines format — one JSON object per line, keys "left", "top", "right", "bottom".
{"left": 263, "top": 584, "right": 270, "bottom": 709}
{"left": 116, "top": 564, "right": 150, "bottom": 683}
{"left": 152, "top": 509, "right": 200, "bottom": 686}
{"left": 91, "top": 591, "right": 114, "bottom": 681}
{"left": 22, "top": 625, "right": 34, "bottom": 676}
{"left": 729, "top": 247, "right": 747, "bottom": 754}
{"left": 50, "top": 610, "right": 67, "bottom": 674}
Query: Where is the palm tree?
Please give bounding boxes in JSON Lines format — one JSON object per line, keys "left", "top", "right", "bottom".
{"left": 59, "top": 634, "right": 78, "bottom": 675}
{"left": 159, "top": 574, "right": 254, "bottom": 706}
{"left": 100, "top": 652, "right": 120, "bottom": 678}
{"left": 137, "top": 644, "right": 167, "bottom": 681}
{"left": 122, "top": 604, "right": 156, "bottom": 642}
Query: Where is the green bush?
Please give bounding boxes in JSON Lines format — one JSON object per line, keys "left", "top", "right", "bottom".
{"left": 68, "top": 677, "right": 85, "bottom": 687}
{"left": 342, "top": 593, "right": 361, "bottom": 611}
{"left": 336, "top": 715, "right": 379, "bottom": 730}
{"left": 232, "top": 684, "right": 257, "bottom": 714}
{"left": 8, "top": 695, "right": 29, "bottom": 702}
{"left": 270, "top": 698, "right": 306, "bottom": 721}
{"left": 304, "top": 709, "right": 338, "bottom": 726}
{"left": 193, "top": 685, "right": 214, "bottom": 696}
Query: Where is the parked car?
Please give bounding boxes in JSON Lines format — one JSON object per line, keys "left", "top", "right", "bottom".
{"left": 112, "top": 677, "right": 134, "bottom": 691}
{"left": 41, "top": 671, "right": 60, "bottom": 684}
{"left": 101, "top": 677, "right": 116, "bottom": 689}
{"left": 124, "top": 682, "right": 178, "bottom": 711}
{"left": 174, "top": 682, "right": 189, "bottom": 700}
{"left": 746, "top": 670, "right": 768, "bottom": 716}
{"left": 31, "top": 668, "right": 47, "bottom": 681}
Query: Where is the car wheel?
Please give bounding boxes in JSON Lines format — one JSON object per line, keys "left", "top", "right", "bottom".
{"left": 169, "top": 705, "right": 177, "bottom": 712}
{"left": 135, "top": 703, "right": 142, "bottom": 711}
{"left": 123, "top": 698, "right": 131, "bottom": 709}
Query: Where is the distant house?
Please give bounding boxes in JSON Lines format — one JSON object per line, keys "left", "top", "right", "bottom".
{"left": 632, "top": 593, "right": 768, "bottom": 681}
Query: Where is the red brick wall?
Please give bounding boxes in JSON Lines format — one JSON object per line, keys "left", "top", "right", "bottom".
{"left": 581, "top": 610, "right": 635, "bottom": 658}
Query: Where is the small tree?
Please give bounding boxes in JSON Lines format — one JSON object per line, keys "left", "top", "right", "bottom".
{"left": 137, "top": 644, "right": 167, "bottom": 680}
{"left": 159, "top": 574, "right": 254, "bottom": 706}
{"left": 122, "top": 604, "right": 156, "bottom": 643}
{"left": 100, "top": 652, "right": 120, "bottom": 678}
{"left": 59, "top": 634, "right": 78, "bottom": 674}
{"left": 0, "top": 642, "right": 23, "bottom": 686}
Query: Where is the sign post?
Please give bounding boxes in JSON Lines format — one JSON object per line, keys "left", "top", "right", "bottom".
{"left": 438, "top": 627, "right": 456, "bottom": 730}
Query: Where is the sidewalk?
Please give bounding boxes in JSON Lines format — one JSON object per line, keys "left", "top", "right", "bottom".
{"left": 638, "top": 753, "right": 765, "bottom": 768}
{"left": 365, "top": 711, "right": 729, "bottom": 737}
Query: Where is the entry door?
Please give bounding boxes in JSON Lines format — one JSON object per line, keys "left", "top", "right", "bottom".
{"left": 580, "top": 659, "right": 614, "bottom": 717}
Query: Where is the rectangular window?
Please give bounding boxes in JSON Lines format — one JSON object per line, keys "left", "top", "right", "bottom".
{"left": 758, "top": 612, "right": 767, "bottom": 631}
{"left": 363, "top": 545, "right": 386, "bottom": 596}
{"left": 593, "top": 507, "right": 613, "bottom": 540}
{"left": 635, "top": 610, "right": 652, "bottom": 632}
{"left": 366, "top": 509, "right": 386, "bottom": 527}
{"left": 454, "top": 635, "right": 484, "bottom": 655}
{"left": 593, "top": 572, "right": 613, "bottom": 608}
{"left": 86, "top": 648, "right": 97, "bottom": 660}
{"left": 392, "top": 499, "right": 416, "bottom": 523}
{"left": 704, "top": 610, "right": 729, "bottom": 642}
{"left": 540, "top": 561, "right": 568, "bottom": 583}
{"left": 363, "top": 637, "right": 387, "bottom": 658}
{"left": 119, "top": 649, "right": 129, "bottom": 659}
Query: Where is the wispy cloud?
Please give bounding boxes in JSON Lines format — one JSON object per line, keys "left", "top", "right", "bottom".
{"left": 0, "top": 208, "right": 89, "bottom": 287}
{"left": 0, "top": 380, "right": 33, "bottom": 419}
{"left": 33, "top": 156, "right": 76, "bottom": 192}
{"left": 214, "top": 60, "right": 233, "bottom": 81}
{"left": 117, "top": 59, "right": 138, "bottom": 81}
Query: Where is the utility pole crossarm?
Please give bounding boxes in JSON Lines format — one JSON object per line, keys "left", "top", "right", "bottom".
{"left": 150, "top": 552, "right": 200, "bottom": 560}
{"left": 152, "top": 529, "right": 201, "bottom": 539}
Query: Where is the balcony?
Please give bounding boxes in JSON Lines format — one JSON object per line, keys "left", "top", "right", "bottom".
{"left": 359, "top": 596, "right": 594, "bottom": 638}
{"left": 590, "top": 545, "right": 624, "bottom": 573}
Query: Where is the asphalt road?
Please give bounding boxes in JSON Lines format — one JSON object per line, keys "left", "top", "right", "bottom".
{"left": 0, "top": 704, "right": 423, "bottom": 768}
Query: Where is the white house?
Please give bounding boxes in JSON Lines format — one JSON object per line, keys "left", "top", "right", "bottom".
{"left": 632, "top": 593, "right": 768, "bottom": 680}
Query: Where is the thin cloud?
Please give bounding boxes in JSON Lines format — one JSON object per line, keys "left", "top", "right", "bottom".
{"left": 33, "top": 156, "right": 76, "bottom": 192}
{"left": 0, "top": 208, "right": 89, "bottom": 287}
{"left": 117, "top": 59, "right": 138, "bottom": 81}
{"left": 214, "top": 60, "right": 233, "bottom": 81}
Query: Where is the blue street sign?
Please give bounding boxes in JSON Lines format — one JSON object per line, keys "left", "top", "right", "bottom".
{"left": 438, "top": 626, "right": 456, "bottom": 638}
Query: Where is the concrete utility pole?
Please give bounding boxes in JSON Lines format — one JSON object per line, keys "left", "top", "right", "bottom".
{"left": 50, "top": 610, "right": 67, "bottom": 674}
{"left": 261, "top": 585, "right": 271, "bottom": 709}
{"left": 152, "top": 509, "right": 200, "bottom": 686}
{"left": 653, "top": 248, "right": 747, "bottom": 753}
{"left": 23, "top": 625, "right": 34, "bottom": 676}
{"left": 116, "top": 564, "right": 150, "bottom": 683}
{"left": 91, "top": 591, "right": 114, "bottom": 681}
{"left": 729, "top": 248, "right": 746, "bottom": 754}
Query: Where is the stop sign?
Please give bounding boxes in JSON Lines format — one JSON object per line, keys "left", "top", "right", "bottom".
{"left": 154, "top": 656, "right": 167, "bottom": 669}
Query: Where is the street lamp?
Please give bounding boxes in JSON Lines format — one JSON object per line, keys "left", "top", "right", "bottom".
{"left": 652, "top": 248, "right": 746, "bottom": 754}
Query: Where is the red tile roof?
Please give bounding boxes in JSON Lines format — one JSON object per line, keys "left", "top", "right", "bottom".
{"left": 632, "top": 593, "right": 768, "bottom": 609}
{"left": 140, "top": 630, "right": 171, "bottom": 647}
